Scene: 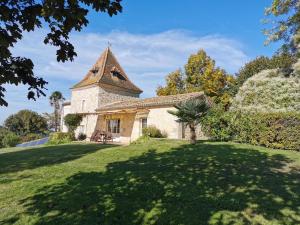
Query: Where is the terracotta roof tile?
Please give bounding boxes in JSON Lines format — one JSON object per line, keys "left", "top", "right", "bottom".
{"left": 97, "top": 92, "right": 204, "bottom": 111}
{"left": 72, "top": 48, "right": 142, "bottom": 94}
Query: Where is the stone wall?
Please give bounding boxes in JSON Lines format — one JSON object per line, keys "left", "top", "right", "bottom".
{"left": 71, "top": 85, "right": 100, "bottom": 113}
{"left": 130, "top": 107, "right": 206, "bottom": 141}
{"left": 98, "top": 87, "right": 139, "bottom": 108}
{"left": 74, "top": 114, "right": 99, "bottom": 139}
{"left": 69, "top": 85, "right": 140, "bottom": 139}
{"left": 67, "top": 84, "right": 206, "bottom": 142}
{"left": 61, "top": 104, "right": 71, "bottom": 132}
{"left": 71, "top": 85, "right": 140, "bottom": 114}
{"left": 146, "top": 107, "right": 181, "bottom": 139}
{"left": 183, "top": 124, "right": 208, "bottom": 141}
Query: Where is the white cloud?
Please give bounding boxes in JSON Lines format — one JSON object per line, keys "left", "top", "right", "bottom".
{"left": 1, "top": 29, "right": 249, "bottom": 124}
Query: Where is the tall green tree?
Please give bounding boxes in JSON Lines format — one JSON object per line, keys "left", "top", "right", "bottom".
{"left": 49, "top": 91, "right": 64, "bottom": 132}
{"left": 0, "top": 0, "right": 122, "bottom": 107}
{"left": 184, "top": 49, "right": 235, "bottom": 108}
{"left": 264, "top": 0, "right": 300, "bottom": 52}
{"left": 168, "top": 96, "right": 210, "bottom": 144}
{"left": 185, "top": 50, "right": 216, "bottom": 92}
{"left": 4, "top": 110, "right": 48, "bottom": 135}
{"left": 157, "top": 49, "right": 234, "bottom": 109}
{"left": 156, "top": 69, "right": 185, "bottom": 96}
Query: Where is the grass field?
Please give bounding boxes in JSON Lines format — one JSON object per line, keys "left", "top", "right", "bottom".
{"left": 0, "top": 139, "right": 300, "bottom": 225}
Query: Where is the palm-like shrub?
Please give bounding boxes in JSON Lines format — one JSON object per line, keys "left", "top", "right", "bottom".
{"left": 168, "top": 96, "right": 210, "bottom": 144}
{"left": 49, "top": 91, "right": 65, "bottom": 132}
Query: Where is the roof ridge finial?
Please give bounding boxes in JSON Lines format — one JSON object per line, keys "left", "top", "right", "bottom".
{"left": 107, "top": 41, "right": 112, "bottom": 50}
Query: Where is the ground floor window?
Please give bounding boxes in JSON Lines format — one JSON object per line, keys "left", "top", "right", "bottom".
{"left": 139, "top": 118, "right": 147, "bottom": 136}
{"left": 141, "top": 118, "right": 147, "bottom": 129}
{"left": 107, "top": 119, "right": 120, "bottom": 134}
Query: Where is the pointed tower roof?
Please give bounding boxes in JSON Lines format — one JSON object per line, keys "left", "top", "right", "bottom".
{"left": 72, "top": 47, "right": 143, "bottom": 94}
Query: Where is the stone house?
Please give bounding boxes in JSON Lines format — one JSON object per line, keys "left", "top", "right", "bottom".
{"left": 61, "top": 47, "right": 205, "bottom": 143}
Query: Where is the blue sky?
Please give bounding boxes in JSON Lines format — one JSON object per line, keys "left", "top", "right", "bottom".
{"left": 0, "top": 0, "right": 281, "bottom": 124}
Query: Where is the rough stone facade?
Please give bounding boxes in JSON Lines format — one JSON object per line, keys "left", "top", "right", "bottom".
{"left": 98, "top": 86, "right": 139, "bottom": 107}
{"left": 69, "top": 84, "right": 139, "bottom": 139}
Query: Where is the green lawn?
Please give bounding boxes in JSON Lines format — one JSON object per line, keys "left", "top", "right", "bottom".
{"left": 0, "top": 140, "right": 300, "bottom": 225}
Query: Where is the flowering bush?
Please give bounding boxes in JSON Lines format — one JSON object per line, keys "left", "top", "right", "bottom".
{"left": 231, "top": 69, "right": 300, "bottom": 112}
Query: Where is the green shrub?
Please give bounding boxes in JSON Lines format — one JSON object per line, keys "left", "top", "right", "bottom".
{"left": 77, "top": 133, "right": 87, "bottom": 141}
{"left": 201, "top": 105, "right": 234, "bottom": 141}
{"left": 47, "top": 132, "right": 74, "bottom": 145}
{"left": 142, "top": 125, "right": 166, "bottom": 138}
{"left": 0, "top": 127, "right": 11, "bottom": 148}
{"left": 20, "top": 133, "right": 44, "bottom": 143}
{"left": 2, "top": 133, "right": 20, "bottom": 147}
{"left": 202, "top": 108, "right": 300, "bottom": 150}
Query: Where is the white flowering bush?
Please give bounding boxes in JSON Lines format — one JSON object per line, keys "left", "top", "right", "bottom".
{"left": 231, "top": 69, "right": 300, "bottom": 112}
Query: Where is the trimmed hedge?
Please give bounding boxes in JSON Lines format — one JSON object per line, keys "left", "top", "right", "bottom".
{"left": 233, "top": 112, "right": 300, "bottom": 150}
{"left": 202, "top": 109, "right": 300, "bottom": 150}
{"left": 48, "top": 132, "right": 75, "bottom": 145}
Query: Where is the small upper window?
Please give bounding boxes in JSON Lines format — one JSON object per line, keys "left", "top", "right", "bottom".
{"left": 111, "top": 66, "right": 126, "bottom": 81}
{"left": 90, "top": 67, "right": 99, "bottom": 76}
{"left": 82, "top": 100, "right": 86, "bottom": 111}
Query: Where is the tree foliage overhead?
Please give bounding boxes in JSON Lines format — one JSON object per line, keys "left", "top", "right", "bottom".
{"left": 0, "top": 0, "right": 122, "bottom": 106}
{"left": 264, "top": 0, "right": 300, "bottom": 51}
{"left": 4, "top": 109, "right": 48, "bottom": 135}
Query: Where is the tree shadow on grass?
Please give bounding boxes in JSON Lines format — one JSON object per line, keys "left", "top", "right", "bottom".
{"left": 0, "top": 144, "right": 113, "bottom": 175}
{"left": 7, "top": 142, "right": 300, "bottom": 225}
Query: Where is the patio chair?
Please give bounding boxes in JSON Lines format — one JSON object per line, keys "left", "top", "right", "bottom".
{"left": 104, "top": 132, "right": 113, "bottom": 143}
{"left": 90, "top": 130, "right": 99, "bottom": 142}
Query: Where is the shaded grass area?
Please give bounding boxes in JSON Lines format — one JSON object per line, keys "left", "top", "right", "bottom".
{"left": 0, "top": 140, "right": 300, "bottom": 225}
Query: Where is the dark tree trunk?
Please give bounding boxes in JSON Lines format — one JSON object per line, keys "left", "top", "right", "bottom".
{"left": 54, "top": 103, "right": 59, "bottom": 132}
{"left": 189, "top": 123, "right": 196, "bottom": 144}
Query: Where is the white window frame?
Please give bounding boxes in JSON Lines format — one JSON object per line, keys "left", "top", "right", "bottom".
{"left": 107, "top": 119, "right": 120, "bottom": 134}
